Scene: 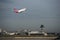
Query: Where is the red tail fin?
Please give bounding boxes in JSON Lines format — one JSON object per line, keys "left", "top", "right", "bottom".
{"left": 14, "top": 8, "right": 17, "bottom": 10}
{"left": 14, "top": 8, "right": 18, "bottom": 13}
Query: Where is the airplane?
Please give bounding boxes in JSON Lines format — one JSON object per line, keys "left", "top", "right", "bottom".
{"left": 14, "top": 8, "right": 26, "bottom": 13}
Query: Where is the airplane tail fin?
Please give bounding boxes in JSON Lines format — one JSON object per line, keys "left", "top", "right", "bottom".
{"left": 14, "top": 8, "right": 17, "bottom": 10}
{"left": 14, "top": 8, "right": 18, "bottom": 13}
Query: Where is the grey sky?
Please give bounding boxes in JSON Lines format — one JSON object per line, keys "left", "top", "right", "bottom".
{"left": 0, "top": 0, "right": 60, "bottom": 32}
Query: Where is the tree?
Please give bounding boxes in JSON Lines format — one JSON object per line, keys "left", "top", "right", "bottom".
{"left": 40, "top": 24, "right": 44, "bottom": 32}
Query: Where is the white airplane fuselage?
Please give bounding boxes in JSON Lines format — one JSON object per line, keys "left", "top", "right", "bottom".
{"left": 14, "top": 8, "right": 26, "bottom": 13}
